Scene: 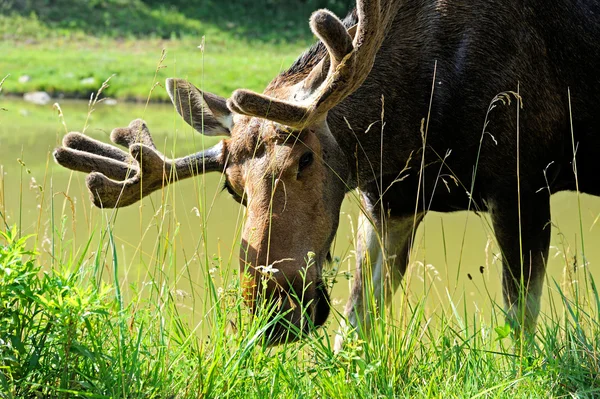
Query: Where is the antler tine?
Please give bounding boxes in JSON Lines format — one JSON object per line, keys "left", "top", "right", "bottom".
{"left": 306, "top": 0, "right": 400, "bottom": 119}
{"left": 54, "top": 146, "right": 134, "bottom": 182}
{"left": 55, "top": 132, "right": 135, "bottom": 181}
{"left": 230, "top": 0, "right": 401, "bottom": 128}
{"left": 110, "top": 119, "right": 157, "bottom": 149}
{"left": 309, "top": 10, "right": 353, "bottom": 72}
{"left": 63, "top": 132, "right": 131, "bottom": 162}
{"left": 86, "top": 144, "right": 169, "bottom": 208}
{"left": 86, "top": 172, "right": 142, "bottom": 208}
{"left": 292, "top": 9, "right": 353, "bottom": 104}
{"left": 228, "top": 90, "right": 311, "bottom": 125}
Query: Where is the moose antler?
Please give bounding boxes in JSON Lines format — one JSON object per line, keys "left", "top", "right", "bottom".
{"left": 228, "top": 0, "right": 401, "bottom": 127}
{"left": 54, "top": 119, "right": 225, "bottom": 208}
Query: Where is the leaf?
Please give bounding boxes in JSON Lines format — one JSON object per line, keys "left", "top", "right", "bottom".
{"left": 494, "top": 324, "right": 511, "bottom": 340}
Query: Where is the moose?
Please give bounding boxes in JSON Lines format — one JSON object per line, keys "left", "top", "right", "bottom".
{"left": 54, "top": 0, "right": 600, "bottom": 346}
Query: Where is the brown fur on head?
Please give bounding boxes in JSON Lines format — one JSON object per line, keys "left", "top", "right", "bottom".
{"left": 229, "top": 119, "right": 341, "bottom": 342}
{"left": 166, "top": 79, "right": 349, "bottom": 343}
{"left": 185, "top": 3, "right": 396, "bottom": 338}
{"left": 163, "top": 1, "right": 388, "bottom": 340}
{"left": 53, "top": 74, "right": 348, "bottom": 344}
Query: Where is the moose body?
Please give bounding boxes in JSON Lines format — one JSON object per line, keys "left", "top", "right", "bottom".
{"left": 54, "top": 0, "right": 600, "bottom": 345}
{"left": 329, "top": 1, "right": 600, "bottom": 338}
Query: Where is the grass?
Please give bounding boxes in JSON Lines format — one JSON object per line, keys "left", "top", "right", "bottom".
{"left": 0, "top": 35, "right": 304, "bottom": 101}
{"left": 1, "top": 214, "right": 600, "bottom": 398}
{"left": 2, "top": 0, "right": 355, "bottom": 42}
{"left": 0, "top": 0, "right": 355, "bottom": 101}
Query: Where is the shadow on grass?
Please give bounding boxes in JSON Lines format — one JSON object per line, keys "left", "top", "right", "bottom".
{"left": 5, "top": 0, "right": 355, "bottom": 42}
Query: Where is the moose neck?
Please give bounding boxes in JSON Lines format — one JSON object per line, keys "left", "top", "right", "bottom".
{"left": 269, "top": 0, "right": 547, "bottom": 193}
{"left": 325, "top": 0, "right": 519, "bottom": 191}
{"left": 323, "top": 0, "right": 440, "bottom": 190}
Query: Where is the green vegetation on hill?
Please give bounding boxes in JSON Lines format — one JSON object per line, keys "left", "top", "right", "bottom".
{"left": 0, "top": 37, "right": 305, "bottom": 101}
{"left": 0, "top": 0, "right": 354, "bottom": 100}
{"left": 4, "top": 0, "right": 355, "bottom": 41}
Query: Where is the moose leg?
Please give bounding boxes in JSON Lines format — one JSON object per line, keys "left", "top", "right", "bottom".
{"left": 491, "top": 193, "right": 551, "bottom": 333}
{"left": 335, "top": 212, "right": 423, "bottom": 351}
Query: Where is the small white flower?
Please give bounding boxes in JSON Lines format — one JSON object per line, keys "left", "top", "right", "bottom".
{"left": 174, "top": 289, "right": 190, "bottom": 301}
{"left": 255, "top": 264, "right": 279, "bottom": 274}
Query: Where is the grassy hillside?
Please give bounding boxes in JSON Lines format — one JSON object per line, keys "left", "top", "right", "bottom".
{"left": 0, "top": 0, "right": 354, "bottom": 100}
{"left": 3, "top": 0, "right": 355, "bottom": 41}
{"left": 0, "top": 36, "right": 304, "bottom": 101}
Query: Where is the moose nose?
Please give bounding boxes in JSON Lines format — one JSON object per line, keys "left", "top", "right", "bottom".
{"left": 261, "top": 282, "right": 331, "bottom": 345}
{"left": 239, "top": 265, "right": 331, "bottom": 345}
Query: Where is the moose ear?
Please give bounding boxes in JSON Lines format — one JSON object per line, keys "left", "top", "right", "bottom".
{"left": 166, "top": 78, "right": 233, "bottom": 136}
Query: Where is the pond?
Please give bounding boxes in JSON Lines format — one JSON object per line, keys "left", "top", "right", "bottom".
{"left": 1, "top": 97, "right": 599, "bottom": 334}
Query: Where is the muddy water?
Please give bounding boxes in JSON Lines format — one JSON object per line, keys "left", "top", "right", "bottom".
{"left": 1, "top": 98, "right": 599, "bottom": 332}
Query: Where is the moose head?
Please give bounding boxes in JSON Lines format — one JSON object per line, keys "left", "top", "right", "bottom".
{"left": 54, "top": 0, "right": 403, "bottom": 343}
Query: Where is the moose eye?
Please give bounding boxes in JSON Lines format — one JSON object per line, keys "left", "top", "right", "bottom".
{"left": 297, "top": 152, "right": 314, "bottom": 177}
{"left": 222, "top": 180, "right": 247, "bottom": 206}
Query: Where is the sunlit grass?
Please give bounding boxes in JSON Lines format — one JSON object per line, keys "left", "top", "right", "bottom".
{"left": 0, "top": 1, "right": 321, "bottom": 101}
{"left": 0, "top": 37, "right": 304, "bottom": 101}
{"left": 1, "top": 209, "right": 599, "bottom": 397}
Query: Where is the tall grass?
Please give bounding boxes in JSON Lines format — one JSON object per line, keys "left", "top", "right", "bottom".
{"left": 2, "top": 213, "right": 599, "bottom": 397}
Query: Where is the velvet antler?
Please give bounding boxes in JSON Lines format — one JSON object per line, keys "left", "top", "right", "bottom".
{"left": 228, "top": 0, "right": 402, "bottom": 128}
{"left": 54, "top": 119, "right": 225, "bottom": 208}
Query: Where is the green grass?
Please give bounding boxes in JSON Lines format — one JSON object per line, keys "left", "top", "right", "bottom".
{"left": 2, "top": 0, "right": 355, "bottom": 42}
{"left": 1, "top": 219, "right": 600, "bottom": 398}
{"left": 0, "top": 0, "right": 355, "bottom": 101}
{"left": 0, "top": 37, "right": 304, "bottom": 101}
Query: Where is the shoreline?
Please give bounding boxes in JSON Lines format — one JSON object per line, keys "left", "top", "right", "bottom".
{"left": 1, "top": 92, "right": 172, "bottom": 104}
